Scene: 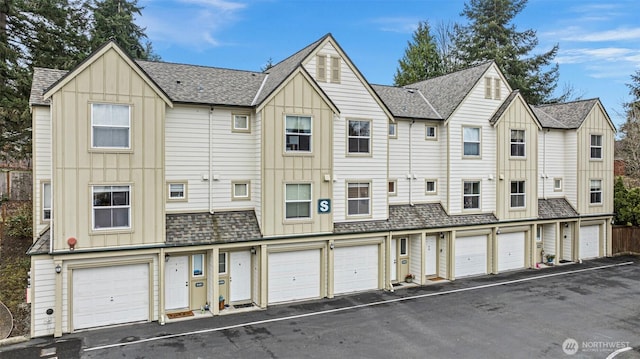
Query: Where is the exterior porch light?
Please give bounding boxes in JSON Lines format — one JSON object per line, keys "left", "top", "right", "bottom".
{"left": 164, "top": 254, "right": 170, "bottom": 262}
{"left": 329, "top": 243, "right": 335, "bottom": 250}
{"left": 496, "top": 228, "right": 501, "bottom": 235}
{"left": 250, "top": 247, "right": 256, "bottom": 255}
{"left": 439, "top": 232, "right": 445, "bottom": 239}
{"left": 55, "top": 265, "right": 62, "bottom": 274}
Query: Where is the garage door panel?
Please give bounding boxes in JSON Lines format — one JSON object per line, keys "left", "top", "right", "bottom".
{"left": 334, "top": 245, "right": 379, "bottom": 294}
{"left": 268, "top": 249, "right": 321, "bottom": 304}
{"left": 73, "top": 264, "right": 149, "bottom": 330}
{"left": 580, "top": 225, "right": 600, "bottom": 259}
{"left": 455, "top": 235, "right": 487, "bottom": 278}
{"left": 497, "top": 232, "right": 525, "bottom": 272}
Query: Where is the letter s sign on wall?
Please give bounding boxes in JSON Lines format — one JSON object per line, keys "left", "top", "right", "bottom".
{"left": 318, "top": 199, "right": 331, "bottom": 214}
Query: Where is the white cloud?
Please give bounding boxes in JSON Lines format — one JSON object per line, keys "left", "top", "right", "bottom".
{"left": 369, "top": 17, "right": 421, "bottom": 34}
{"left": 179, "top": 0, "right": 246, "bottom": 11}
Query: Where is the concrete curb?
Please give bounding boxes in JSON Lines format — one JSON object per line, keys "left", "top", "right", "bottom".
{"left": 0, "top": 335, "right": 29, "bottom": 347}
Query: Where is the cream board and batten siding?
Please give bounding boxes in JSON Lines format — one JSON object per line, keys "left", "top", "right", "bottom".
{"left": 538, "top": 130, "right": 567, "bottom": 199}
{"left": 165, "top": 105, "right": 260, "bottom": 213}
{"left": 259, "top": 71, "right": 334, "bottom": 236}
{"left": 494, "top": 95, "right": 539, "bottom": 220}
{"left": 47, "top": 47, "right": 167, "bottom": 250}
{"left": 32, "top": 106, "right": 52, "bottom": 235}
{"left": 389, "top": 120, "right": 445, "bottom": 205}
{"left": 576, "top": 105, "right": 614, "bottom": 215}
{"left": 304, "top": 41, "right": 389, "bottom": 222}
{"left": 447, "top": 66, "right": 508, "bottom": 214}
{"left": 31, "top": 257, "right": 56, "bottom": 337}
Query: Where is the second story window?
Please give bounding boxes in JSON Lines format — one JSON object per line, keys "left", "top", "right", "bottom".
{"left": 510, "top": 129, "right": 525, "bottom": 157}
{"left": 91, "top": 103, "right": 130, "bottom": 149}
{"left": 388, "top": 123, "right": 397, "bottom": 138}
{"left": 463, "top": 127, "right": 480, "bottom": 156}
{"left": 426, "top": 125, "right": 437, "bottom": 140}
{"left": 463, "top": 181, "right": 480, "bottom": 209}
{"left": 590, "top": 179, "right": 602, "bottom": 204}
{"left": 233, "top": 114, "right": 250, "bottom": 132}
{"left": 43, "top": 182, "right": 52, "bottom": 221}
{"left": 285, "top": 115, "right": 311, "bottom": 152}
{"left": 510, "top": 181, "right": 525, "bottom": 208}
{"left": 285, "top": 184, "right": 311, "bottom": 219}
{"left": 93, "top": 185, "right": 130, "bottom": 230}
{"left": 348, "top": 120, "right": 370, "bottom": 154}
{"left": 590, "top": 135, "right": 602, "bottom": 159}
{"left": 347, "top": 182, "right": 370, "bottom": 216}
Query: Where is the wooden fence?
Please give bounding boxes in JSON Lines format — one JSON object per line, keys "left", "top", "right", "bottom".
{"left": 612, "top": 226, "right": 640, "bottom": 255}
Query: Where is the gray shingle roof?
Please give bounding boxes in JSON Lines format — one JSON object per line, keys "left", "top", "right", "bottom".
{"left": 166, "top": 211, "right": 262, "bottom": 245}
{"left": 371, "top": 85, "right": 441, "bottom": 120}
{"left": 334, "top": 203, "right": 498, "bottom": 234}
{"left": 30, "top": 68, "right": 67, "bottom": 106}
{"left": 538, "top": 198, "right": 579, "bottom": 219}
{"left": 489, "top": 90, "right": 520, "bottom": 125}
{"left": 27, "top": 228, "right": 51, "bottom": 255}
{"left": 533, "top": 99, "right": 599, "bottom": 129}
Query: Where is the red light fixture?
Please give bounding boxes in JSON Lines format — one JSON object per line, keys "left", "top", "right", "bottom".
{"left": 67, "top": 237, "right": 77, "bottom": 250}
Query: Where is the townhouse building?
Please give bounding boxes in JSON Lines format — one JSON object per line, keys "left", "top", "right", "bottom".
{"left": 28, "top": 34, "right": 614, "bottom": 337}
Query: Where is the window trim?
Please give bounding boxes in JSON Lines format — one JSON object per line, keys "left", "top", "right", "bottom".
{"left": 90, "top": 102, "right": 132, "bottom": 150}
{"left": 425, "top": 179, "right": 437, "bottom": 195}
{"left": 347, "top": 119, "right": 372, "bottom": 156}
{"left": 463, "top": 180, "right": 481, "bottom": 210}
{"left": 192, "top": 253, "right": 205, "bottom": 278}
{"left": 285, "top": 183, "right": 312, "bottom": 220}
{"left": 590, "top": 179, "right": 603, "bottom": 205}
{"left": 316, "top": 54, "right": 326, "bottom": 82}
{"left": 553, "top": 178, "right": 563, "bottom": 192}
{"left": 91, "top": 184, "right": 132, "bottom": 231}
{"left": 346, "top": 181, "right": 372, "bottom": 218}
{"left": 399, "top": 237, "right": 408, "bottom": 256}
{"left": 510, "top": 129, "right": 526, "bottom": 158}
{"left": 330, "top": 56, "right": 341, "bottom": 83}
{"left": 425, "top": 125, "right": 437, "bottom": 140}
{"left": 232, "top": 181, "right": 251, "bottom": 201}
{"left": 232, "top": 114, "right": 251, "bottom": 133}
{"left": 388, "top": 179, "right": 397, "bottom": 196}
{"left": 510, "top": 180, "right": 526, "bottom": 209}
{"left": 590, "top": 134, "right": 603, "bottom": 160}
{"left": 462, "top": 126, "right": 481, "bottom": 157}
{"left": 167, "top": 181, "right": 188, "bottom": 202}
{"left": 284, "top": 115, "right": 312, "bottom": 154}
{"left": 388, "top": 123, "right": 397, "bottom": 139}
{"left": 42, "top": 181, "right": 51, "bottom": 223}
{"left": 218, "top": 252, "right": 227, "bottom": 274}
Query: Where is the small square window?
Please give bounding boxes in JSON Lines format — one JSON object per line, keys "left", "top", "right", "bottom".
{"left": 426, "top": 126, "right": 436, "bottom": 139}
{"left": 388, "top": 180, "right": 397, "bottom": 196}
{"left": 426, "top": 180, "right": 437, "bottom": 194}
{"left": 233, "top": 182, "right": 250, "bottom": 200}
{"left": 388, "top": 123, "right": 397, "bottom": 138}
{"left": 169, "top": 183, "right": 185, "bottom": 199}
{"left": 554, "top": 178, "right": 562, "bottom": 191}
{"left": 233, "top": 114, "right": 250, "bottom": 132}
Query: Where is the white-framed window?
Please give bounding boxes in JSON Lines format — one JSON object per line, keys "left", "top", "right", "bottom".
{"left": 232, "top": 114, "right": 250, "bottom": 132}
{"left": 233, "top": 182, "right": 250, "bottom": 200}
{"left": 590, "top": 179, "right": 602, "bottom": 204}
{"left": 510, "top": 129, "right": 525, "bottom": 157}
{"left": 463, "top": 181, "right": 480, "bottom": 209}
{"left": 42, "top": 182, "right": 51, "bottom": 221}
{"left": 285, "top": 115, "right": 312, "bottom": 152}
{"left": 285, "top": 183, "right": 311, "bottom": 219}
{"left": 425, "top": 125, "right": 436, "bottom": 140}
{"left": 218, "top": 253, "right": 227, "bottom": 274}
{"left": 168, "top": 183, "right": 186, "bottom": 200}
{"left": 92, "top": 185, "right": 131, "bottom": 230}
{"left": 590, "top": 134, "right": 602, "bottom": 159}
{"left": 388, "top": 123, "right": 397, "bottom": 138}
{"left": 463, "top": 127, "right": 480, "bottom": 156}
{"left": 388, "top": 180, "right": 397, "bottom": 196}
{"left": 347, "top": 182, "right": 370, "bottom": 216}
{"left": 536, "top": 226, "right": 542, "bottom": 242}
{"left": 510, "top": 180, "right": 525, "bottom": 208}
{"left": 348, "top": 120, "right": 371, "bottom": 154}
{"left": 425, "top": 180, "right": 437, "bottom": 194}
{"left": 554, "top": 178, "right": 563, "bottom": 192}
{"left": 192, "top": 254, "right": 204, "bottom": 277}
{"left": 316, "top": 55, "right": 326, "bottom": 82}
{"left": 399, "top": 238, "right": 408, "bottom": 256}
{"left": 91, "top": 103, "right": 130, "bottom": 149}
{"left": 331, "top": 56, "right": 341, "bottom": 83}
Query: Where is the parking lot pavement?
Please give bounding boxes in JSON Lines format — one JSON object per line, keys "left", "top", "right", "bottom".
{"left": 1, "top": 255, "right": 638, "bottom": 359}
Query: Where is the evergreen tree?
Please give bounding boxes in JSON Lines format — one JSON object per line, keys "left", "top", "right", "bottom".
{"left": 618, "top": 70, "right": 640, "bottom": 179}
{"left": 89, "top": 0, "right": 158, "bottom": 60}
{"left": 454, "top": 0, "right": 560, "bottom": 105}
{"left": 394, "top": 21, "right": 447, "bottom": 86}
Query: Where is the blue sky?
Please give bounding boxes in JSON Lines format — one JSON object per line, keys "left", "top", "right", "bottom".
{"left": 138, "top": 0, "right": 640, "bottom": 128}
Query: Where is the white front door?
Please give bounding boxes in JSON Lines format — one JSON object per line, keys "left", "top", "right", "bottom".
{"left": 334, "top": 244, "right": 379, "bottom": 294}
{"left": 390, "top": 238, "right": 397, "bottom": 281}
{"left": 230, "top": 251, "right": 252, "bottom": 303}
{"left": 425, "top": 236, "right": 437, "bottom": 276}
{"left": 455, "top": 235, "right": 488, "bottom": 278}
{"left": 497, "top": 232, "right": 525, "bottom": 272}
{"left": 73, "top": 264, "right": 149, "bottom": 330}
{"left": 580, "top": 225, "right": 600, "bottom": 259}
{"left": 165, "top": 256, "right": 189, "bottom": 310}
{"left": 268, "top": 249, "right": 321, "bottom": 304}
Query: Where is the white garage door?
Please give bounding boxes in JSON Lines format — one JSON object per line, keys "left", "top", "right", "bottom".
{"left": 334, "top": 244, "right": 379, "bottom": 294}
{"left": 580, "top": 225, "right": 600, "bottom": 259}
{"left": 455, "top": 235, "right": 487, "bottom": 278}
{"left": 497, "top": 232, "right": 525, "bottom": 272}
{"left": 268, "top": 249, "right": 321, "bottom": 304}
{"left": 73, "top": 263, "right": 149, "bottom": 330}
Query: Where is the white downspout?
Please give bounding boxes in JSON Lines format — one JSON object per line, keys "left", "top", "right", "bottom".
{"left": 49, "top": 103, "right": 54, "bottom": 253}
{"left": 542, "top": 129, "right": 547, "bottom": 199}
{"left": 209, "top": 107, "right": 214, "bottom": 214}
{"left": 409, "top": 120, "right": 415, "bottom": 206}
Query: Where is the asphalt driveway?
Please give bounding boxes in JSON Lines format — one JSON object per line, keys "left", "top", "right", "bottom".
{"left": 2, "top": 255, "right": 639, "bottom": 359}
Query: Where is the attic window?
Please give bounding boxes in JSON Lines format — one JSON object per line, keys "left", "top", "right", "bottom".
{"left": 330, "top": 56, "right": 341, "bottom": 83}
{"left": 485, "top": 77, "right": 501, "bottom": 100}
{"left": 316, "top": 55, "right": 326, "bottom": 82}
